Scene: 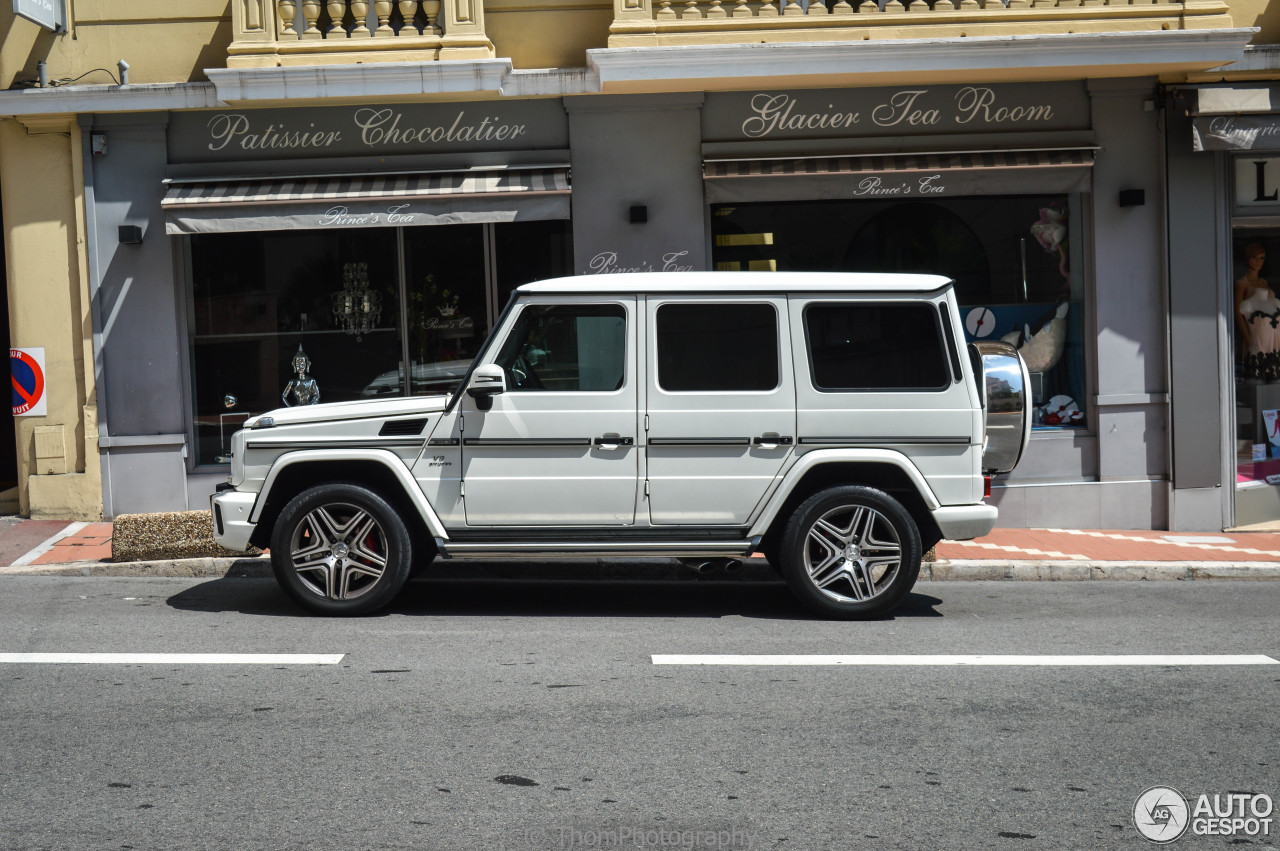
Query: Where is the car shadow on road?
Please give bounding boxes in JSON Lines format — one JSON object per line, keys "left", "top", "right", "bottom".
{"left": 166, "top": 573, "right": 944, "bottom": 620}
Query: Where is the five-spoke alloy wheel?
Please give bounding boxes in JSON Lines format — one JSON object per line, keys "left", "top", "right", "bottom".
{"left": 779, "top": 486, "right": 922, "bottom": 619}
{"left": 270, "top": 483, "right": 413, "bottom": 615}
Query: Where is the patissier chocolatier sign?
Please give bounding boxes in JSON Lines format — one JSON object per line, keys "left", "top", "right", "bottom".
{"left": 168, "top": 99, "right": 569, "bottom": 163}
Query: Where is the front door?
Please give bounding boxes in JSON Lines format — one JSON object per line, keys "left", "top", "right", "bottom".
{"left": 644, "top": 296, "right": 795, "bottom": 526}
{"left": 459, "top": 297, "right": 639, "bottom": 526}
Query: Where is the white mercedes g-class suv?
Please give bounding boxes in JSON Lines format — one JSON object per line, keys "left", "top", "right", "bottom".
{"left": 211, "top": 272, "right": 1029, "bottom": 619}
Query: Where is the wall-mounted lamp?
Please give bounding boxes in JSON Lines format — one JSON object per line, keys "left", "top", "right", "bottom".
{"left": 629, "top": 205, "right": 648, "bottom": 224}
{"left": 118, "top": 225, "right": 143, "bottom": 245}
{"left": 1118, "top": 189, "right": 1145, "bottom": 208}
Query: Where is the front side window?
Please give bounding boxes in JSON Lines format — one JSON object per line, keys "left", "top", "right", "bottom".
{"left": 805, "top": 302, "right": 949, "bottom": 391}
{"left": 494, "top": 304, "right": 626, "bottom": 392}
{"left": 656, "top": 303, "right": 779, "bottom": 392}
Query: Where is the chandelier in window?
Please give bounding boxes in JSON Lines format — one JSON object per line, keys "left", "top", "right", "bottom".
{"left": 331, "top": 262, "right": 382, "bottom": 341}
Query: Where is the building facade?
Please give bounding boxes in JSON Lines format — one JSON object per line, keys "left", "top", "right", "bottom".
{"left": 0, "top": 0, "right": 1266, "bottom": 528}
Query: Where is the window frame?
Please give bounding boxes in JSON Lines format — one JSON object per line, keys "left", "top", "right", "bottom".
{"left": 802, "top": 299, "right": 953, "bottom": 394}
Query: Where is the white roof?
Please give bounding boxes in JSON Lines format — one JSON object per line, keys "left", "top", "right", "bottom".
{"left": 515, "top": 271, "right": 952, "bottom": 295}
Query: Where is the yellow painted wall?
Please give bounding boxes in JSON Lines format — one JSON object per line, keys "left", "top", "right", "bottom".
{"left": 486, "top": 0, "right": 612, "bottom": 68}
{"left": 2, "top": 1, "right": 231, "bottom": 89}
{"left": 1230, "top": 0, "right": 1280, "bottom": 44}
{"left": 0, "top": 115, "right": 100, "bottom": 519}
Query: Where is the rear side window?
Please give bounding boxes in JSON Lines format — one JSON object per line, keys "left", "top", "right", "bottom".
{"left": 656, "top": 303, "right": 779, "bottom": 392}
{"left": 804, "top": 302, "right": 949, "bottom": 391}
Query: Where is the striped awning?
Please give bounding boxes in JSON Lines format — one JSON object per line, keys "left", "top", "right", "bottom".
{"left": 703, "top": 149, "right": 1095, "bottom": 203}
{"left": 162, "top": 166, "right": 571, "bottom": 235}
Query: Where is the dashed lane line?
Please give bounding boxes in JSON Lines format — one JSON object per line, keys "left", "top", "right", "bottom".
{"left": 652, "top": 654, "right": 1280, "bottom": 666}
{"left": 0, "top": 653, "right": 345, "bottom": 665}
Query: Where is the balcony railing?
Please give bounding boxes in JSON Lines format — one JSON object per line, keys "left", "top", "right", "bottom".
{"left": 608, "top": 0, "right": 1234, "bottom": 45}
{"left": 229, "top": 0, "right": 493, "bottom": 67}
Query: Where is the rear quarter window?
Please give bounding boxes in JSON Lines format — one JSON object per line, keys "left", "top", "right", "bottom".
{"left": 804, "top": 302, "right": 950, "bottom": 392}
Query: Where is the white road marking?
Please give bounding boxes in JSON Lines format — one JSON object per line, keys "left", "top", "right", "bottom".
{"left": 652, "top": 654, "right": 1279, "bottom": 666}
{"left": 0, "top": 653, "right": 345, "bottom": 665}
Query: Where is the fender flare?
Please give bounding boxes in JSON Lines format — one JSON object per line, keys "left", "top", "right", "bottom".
{"left": 747, "top": 448, "right": 940, "bottom": 538}
{"left": 249, "top": 448, "right": 448, "bottom": 539}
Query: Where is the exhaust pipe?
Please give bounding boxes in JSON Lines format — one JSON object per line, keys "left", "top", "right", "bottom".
{"left": 678, "top": 558, "right": 742, "bottom": 574}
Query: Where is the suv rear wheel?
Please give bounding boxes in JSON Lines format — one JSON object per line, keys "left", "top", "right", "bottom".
{"left": 779, "top": 486, "right": 921, "bottom": 619}
{"left": 270, "top": 483, "right": 413, "bottom": 616}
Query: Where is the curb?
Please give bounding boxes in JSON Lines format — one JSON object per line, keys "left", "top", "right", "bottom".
{"left": 5, "top": 557, "right": 1280, "bottom": 581}
{"left": 0, "top": 556, "right": 271, "bottom": 578}
{"left": 924, "top": 560, "right": 1280, "bottom": 581}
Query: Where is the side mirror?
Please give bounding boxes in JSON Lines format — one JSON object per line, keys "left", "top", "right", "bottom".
{"left": 466, "top": 363, "right": 507, "bottom": 411}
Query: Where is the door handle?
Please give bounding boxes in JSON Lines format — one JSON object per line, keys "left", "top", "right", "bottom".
{"left": 593, "top": 435, "right": 634, "bottom": 449}
{"left": 753, "top": 434, "right": 794, "bottom": 448}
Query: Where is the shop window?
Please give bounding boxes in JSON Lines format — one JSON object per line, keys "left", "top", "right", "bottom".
{"left": 188, "top": 228, "right": 401, "bottom": 466}
{"left": 712, "top": 196, "right": 1086, "bottom": 428}
{"left": 187, "top": 221, "right": 573, "bottom": 467}
{"left": 1231, "top": 234, "right": 1280, "bottom": 512}
{"left": 656, "top": 303, "right": 779, "bottom": 392}
{"left": 495, "top": 304, "right": 626, "bottom": 392}
{"left": 494, "top": 220, "right": 574, "bottom": 307}
{"left": 804, "top": 303, "right": 949, "bottom": 391}
{"left": 403, "top": 225, "right": 487, "bottom": 397}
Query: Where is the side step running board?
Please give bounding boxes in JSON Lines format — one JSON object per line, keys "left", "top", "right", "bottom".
{"left": 433, "top": 536, "right": 761, "bottom": 560}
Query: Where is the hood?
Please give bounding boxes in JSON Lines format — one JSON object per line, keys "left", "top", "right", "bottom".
{"left": 245, "top": 395, "right": 450, "bottom": 429}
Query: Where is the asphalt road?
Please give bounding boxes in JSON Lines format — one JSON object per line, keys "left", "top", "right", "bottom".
{"left": 0, "top": 575, "right": 1277, "bottom": 850}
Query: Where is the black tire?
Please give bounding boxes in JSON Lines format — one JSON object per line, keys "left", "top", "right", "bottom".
{"left": 269, "top": 483, "right": 413, "bottom": 616}
{"left": 778, "top": 486, "right": 922, "bottom": 619}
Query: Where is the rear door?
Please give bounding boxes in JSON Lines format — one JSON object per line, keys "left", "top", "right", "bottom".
{"left": 644, "top": 296, "right": 795, "bottom": 526}
{"left": 793, "top": 294, "right": 979, "bottom": 507}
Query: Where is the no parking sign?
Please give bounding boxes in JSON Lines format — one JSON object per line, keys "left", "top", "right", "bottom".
{"left": 11, "top": 347, "right": 46, "bottom": 417}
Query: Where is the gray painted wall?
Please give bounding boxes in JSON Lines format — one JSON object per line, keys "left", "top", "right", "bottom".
{"left": 1088, "top": 79, "right": 1169, "bottom": 528}
{"left": 1165, "top": 104, "right": 1227, "bottom": 529}
{"left": 566, "top": 94, "right": 707, "bottom": 276}
{"left": 83, "top": 115, "right": 188, "bottom": 517}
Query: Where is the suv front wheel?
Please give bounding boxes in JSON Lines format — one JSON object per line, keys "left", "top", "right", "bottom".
{"left": 269, "top": 483, "right": 413, "bottom": 616}
{"left": 779, "top": 486, "right": 922, "bottom": 619}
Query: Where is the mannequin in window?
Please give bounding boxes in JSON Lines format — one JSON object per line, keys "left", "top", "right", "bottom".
{"left": 1237, "top": 244, "right": 1272, "bottom": 351}
{"left": 1237, "top": 244, "right": 1280, "bottom": 380}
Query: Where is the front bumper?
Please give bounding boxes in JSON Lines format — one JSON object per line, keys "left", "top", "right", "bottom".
{"left": 930, "top": 503, "right": 998, "bottom": 541}
{"left": 211, "top": 490, "right": 259, "bottom": 552}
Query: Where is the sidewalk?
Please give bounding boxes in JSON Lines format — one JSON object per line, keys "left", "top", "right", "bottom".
{"left": 4, "top": 517, "right": 1280, "bottom": 580}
